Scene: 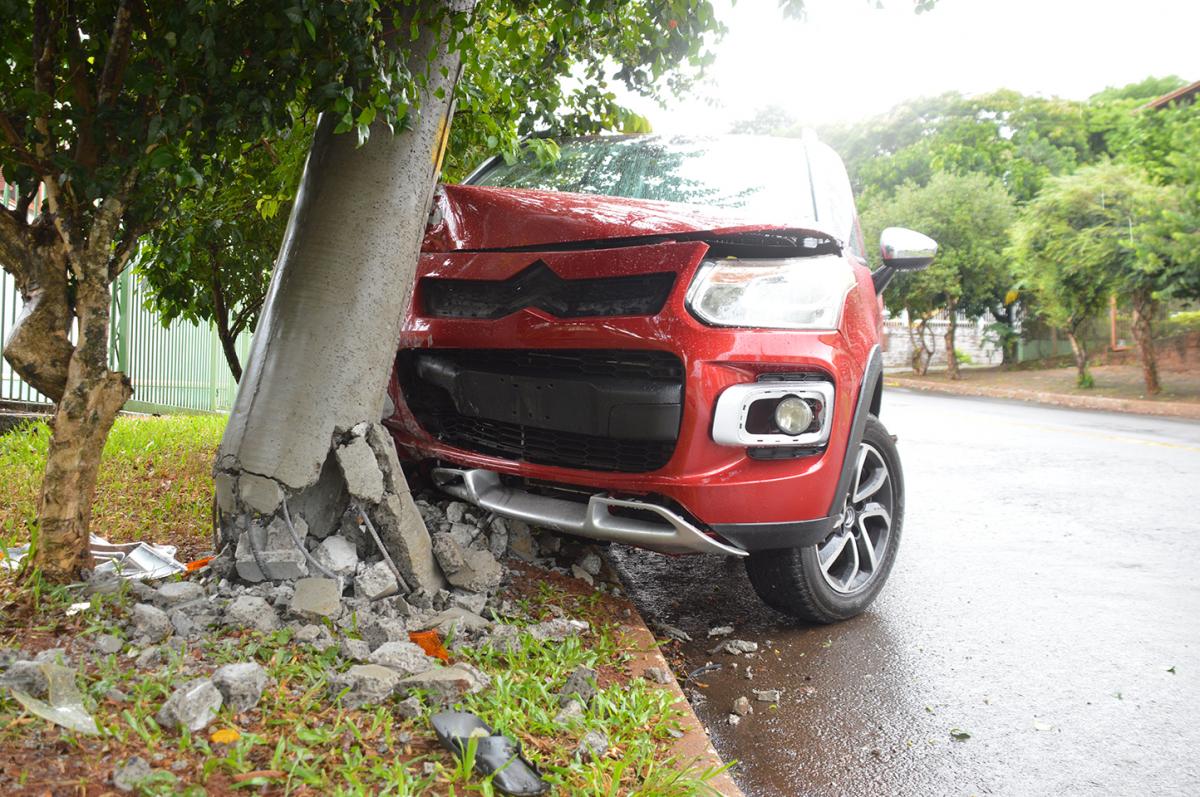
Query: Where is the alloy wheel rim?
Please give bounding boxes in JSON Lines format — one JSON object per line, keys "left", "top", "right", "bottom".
{"left": 817, "top": 442, "right": 893, "bottom": 596}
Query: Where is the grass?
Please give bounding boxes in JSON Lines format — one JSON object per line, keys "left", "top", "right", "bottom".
{"left": 0, "top": 573, "right": 723, "bottom": 796}
{"left": 0, "top": 414, "right": 224, "bottom": 561}
{"left": 0, "top": 414, "right": 725, "bottom": 795}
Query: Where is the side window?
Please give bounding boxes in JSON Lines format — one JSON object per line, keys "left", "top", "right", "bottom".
{"left": 807, "top": 141, "right": 863, "bottom": 259}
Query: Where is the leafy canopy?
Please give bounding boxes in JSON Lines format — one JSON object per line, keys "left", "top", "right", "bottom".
{"left": 861, "top": 171, "right": 1014, "bottom": 319}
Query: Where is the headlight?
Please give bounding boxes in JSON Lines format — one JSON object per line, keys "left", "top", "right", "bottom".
{"left": 685, "top": 254, "right": 856, "bottom": 330}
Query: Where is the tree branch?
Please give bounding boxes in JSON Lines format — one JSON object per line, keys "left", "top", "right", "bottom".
{"left": 97, "top": 0, "right": 134, "bottom": 109}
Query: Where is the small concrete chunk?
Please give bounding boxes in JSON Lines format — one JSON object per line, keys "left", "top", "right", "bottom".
{"left": 212, "top": 662, "right": 269, "bottom": 714}
{"left": 355, "top": 560, "right": 400, "bottom": 601}
{"left": 361, "top": 616, "right": 409, "bottom": 651}
{"left": 570, "top": 565, "right": 594, "bottom": 586}
{"left": 725, "top": 640, "right": 759, "bottom": 655}
{"left": 642, "top": 667, "right": 672, "bottom": 685}
{"left": 131, "top": 603, "right": 172, "bottom": 643}
{"left": 449, "top": 590, "right": 487, "bottom": 616}
{"left": 487, "top": 518, "right": 508, "bottom": 560}
{"left": 330, "top": 664, "right": 401, "bottom": 709}
{"left": 578, "top": 552, "right": 603, "bottom": 576}
{"left": 156, "top": 679, "right": 223, "bottom": 732}
{"left": 732, "top": 696, "right": 754, "bottom": 716}
{"left": 431, "top": 533, "right": 502, "bottom": 594}
{"left": 239, "top": 473, "right": 284, "bottom": 515}
{"left": 417, "top": 607, "right": 492, "bottom": 637}
{"left": 214, "top": 471, "right": 237, "bottom": 515}
{"left": 340, "top": 638, "right": 371, "bottom": 662}
{"left": 336, "top": 436, "right": 385, "bottom": 504}
{"left": 373, "top": 492, "right": 447, "bottom": 593}
{"left": 313, "top": 536, "right": 359, "bottom": 579}
{"left": 753, "top": 688, "right": 782, "bottom": 703}
{"left": 368, "top": 641, "right": 435, "bottom": 676}
{"left": 558, "top": 665, "right": 597, "bottom": 706}
{"left": 155, "top": 581, "right": 207, "bottom": 608}
{"left": 554, "top": 698, "right": 585, "bottom": 727}
{"left": 234, "top": 517, "right": 309, "bottom": 582}
{"left": 527, "top": 618, "right": 589, "bottom": 642}
{"left": 94, "top": 634, "right": 124, "bottom": 655}
{"left": 506, "top": 520, "right": 538, "bottom": 562}
{"left": 223, "top": 595, "right": 280, "bottom": 633}
{"left": 397, "top": 663, "right": 491, "bottom": 704}
{"left": 0, "top": 660, "right": 48, "bottom": 698}
{"left": 576, "top": 730, "right": 609, "bottom": 762}
{"left": 707, "top": 625, "right": 734, "bottom": 638}
{"left": 112, "top": 756, "right": 154, "bottom": 792}
{"left": 289, "top": 578, "right": 342, "bottom": 621}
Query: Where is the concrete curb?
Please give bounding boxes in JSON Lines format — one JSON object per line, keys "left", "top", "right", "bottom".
{"left": 616, "top": 606, "right": 744, "bottom": 797}
{"left": 886, "top": 377, "right": 1200, "bottom": 420}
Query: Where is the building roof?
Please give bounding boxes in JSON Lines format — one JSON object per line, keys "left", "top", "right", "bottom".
{"left": 1144, "top": 79, "right": 1200, "bottom": 110}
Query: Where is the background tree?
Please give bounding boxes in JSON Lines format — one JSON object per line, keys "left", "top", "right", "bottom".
{"left": 1008, "top": 164, "right": 1172, "bottom": 388}
{"left": 861, "top": 172, "right": 1014, "bottom": 378}
{"left": 138, "top": 130, "right": 308, "bottom": 380}
{"left": 0, "top": 0, "right": 730, "bottom": 580}
{"left": 136, "top": 0, "right": 728, "bottom": 354}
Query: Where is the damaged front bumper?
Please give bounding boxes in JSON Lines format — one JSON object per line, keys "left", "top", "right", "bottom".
{"left": 431, "top": 467, "right": 747, "bottom": 557}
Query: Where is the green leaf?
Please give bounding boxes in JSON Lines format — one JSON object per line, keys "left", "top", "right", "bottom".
{"left": 303, "top": 19, "right": 316, "bottom": 41}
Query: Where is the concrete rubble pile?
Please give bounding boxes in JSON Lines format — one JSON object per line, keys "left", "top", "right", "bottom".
{"left": 1, "top": 481, "right": 621, "bottom": 747}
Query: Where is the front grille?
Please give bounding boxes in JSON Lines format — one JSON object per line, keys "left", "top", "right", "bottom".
{"left": 421, "top": 260, "right": 675, "bottom": 320}
{"left": 398, "top": 349, "right": 682, "bottom": 473}
{"left": 423, "top": 412, "right": 677, "bottom": 473}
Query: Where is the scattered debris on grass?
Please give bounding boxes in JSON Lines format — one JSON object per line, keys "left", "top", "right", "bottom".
{"left": 1, "top": 487, "right": 723, "bottom": 795}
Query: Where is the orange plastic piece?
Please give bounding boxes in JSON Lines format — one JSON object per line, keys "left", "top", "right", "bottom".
{"left": 408, "top": 630, "right": 450, "bottom": 662}
{"left": 184, "top": 555, "right": 215, "bottom": 572}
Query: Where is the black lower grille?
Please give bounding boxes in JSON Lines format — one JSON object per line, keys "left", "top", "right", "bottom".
{"left": 421, "top": 261, "right": 675, "bottom": 320}
{"left": 424, "top": 411, "right": 676, "bottom": 472}
{"left": 398, "top": 349, "right": 682, "bottom": 473}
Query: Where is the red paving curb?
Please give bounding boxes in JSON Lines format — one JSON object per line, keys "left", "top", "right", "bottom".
{"left": 617, "top": 608, "right": 745, "bottom": 797}
{"left": 886, "top": 376, "right": 1200, "bottom": 420}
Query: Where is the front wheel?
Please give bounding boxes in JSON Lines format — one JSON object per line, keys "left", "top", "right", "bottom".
{"left": 745, "top": 415, "right": 904, "bottom": 623}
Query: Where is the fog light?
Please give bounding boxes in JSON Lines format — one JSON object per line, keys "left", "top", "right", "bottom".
{"left": 774, "top": 396, "right": 814, "bottom": 435}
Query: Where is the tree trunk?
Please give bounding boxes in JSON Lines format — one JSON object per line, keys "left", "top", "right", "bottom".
{"left": 213, "top": 0, "right": 471, "bottom": 594}
{"left": 1066, "top": 329, "right": 1091, "bottom": 388}
{"left": 915, "top": 318, "right": 934, "bottom": 376}
{"left": 210, "top": 267, "right": 243, "bottom": 381}
{"left": 33, "top": 276, "right": 132, "bottom": 580}
{"left": 944, "top": 301, "right": 959, "bottom": 380}
{"left": 2, "top": 232, "right": 73, "bottom": 402}
{"left": 908, "top": 320, "right": 923, "bottom": 373}
{"left": 1130, "top": 292, "right": 1160, "bottom": 396}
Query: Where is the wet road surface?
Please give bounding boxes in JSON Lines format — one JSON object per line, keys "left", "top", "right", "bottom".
{"left": 611, "top": 390, "right": 1200, "bottom": 796}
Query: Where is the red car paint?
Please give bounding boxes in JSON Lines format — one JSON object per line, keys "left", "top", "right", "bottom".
{"left": 385, "top": 182, "right": 884, "bottom": 538}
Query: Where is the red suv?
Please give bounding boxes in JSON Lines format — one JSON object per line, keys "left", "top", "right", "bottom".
{"left": 385, "top": 135, "right": 934, "bottom": 622}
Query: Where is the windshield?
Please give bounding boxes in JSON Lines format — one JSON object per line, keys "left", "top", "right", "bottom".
{"left": 472, "top": 136, "right": 817, "bottom": 222}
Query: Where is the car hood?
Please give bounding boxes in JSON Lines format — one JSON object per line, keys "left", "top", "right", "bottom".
{"left": 422, "top": 183, "right": 838, "bottom": 253}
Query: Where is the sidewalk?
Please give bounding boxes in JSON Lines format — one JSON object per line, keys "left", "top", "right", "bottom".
{"left": 886, "top": 364, "right": 1200, "bottom": 420}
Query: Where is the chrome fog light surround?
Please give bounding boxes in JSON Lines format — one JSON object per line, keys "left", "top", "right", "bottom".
{"left": 712, "top": 381, "right": 835, "bottom": 447}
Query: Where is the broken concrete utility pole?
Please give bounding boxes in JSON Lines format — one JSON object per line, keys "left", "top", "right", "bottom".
{"left": 214, "top": 1, "right": 475, "bottom": 597}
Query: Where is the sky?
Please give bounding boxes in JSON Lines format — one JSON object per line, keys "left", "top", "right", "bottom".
{"left": 623, "top": 0, "right": 1200, "bottom": 132}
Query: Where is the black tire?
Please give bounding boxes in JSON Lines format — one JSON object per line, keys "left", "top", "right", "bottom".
{"left": 745, "top": 415, "right": 904, "bottom": 623}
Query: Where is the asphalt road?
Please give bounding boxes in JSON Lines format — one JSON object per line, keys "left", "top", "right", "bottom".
{"left": 612, "top": 389, "right": 1200, "bottom": 797}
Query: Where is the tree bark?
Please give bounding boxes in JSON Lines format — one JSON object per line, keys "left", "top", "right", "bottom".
{"left": 209, "top": 263, "right": 243, "bottom": 381}
{"left": 1066, "top": 329, "right": 1090, "bottom": 388}
{"left": 944, "top": 300, "right": 959, "bottom": 380}
{"left": 1130, "top": 292, "right": 1160, "bottom": 396}
{"left": 33, "top": 275, "right": 132, "bottom": 580}
{"left": 0, "top": 214, "right": 73, "bottom": 402}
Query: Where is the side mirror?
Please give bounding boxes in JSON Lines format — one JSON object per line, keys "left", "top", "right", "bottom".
{"left": 873, "top": 227, "right": 937, "bottom": 293}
